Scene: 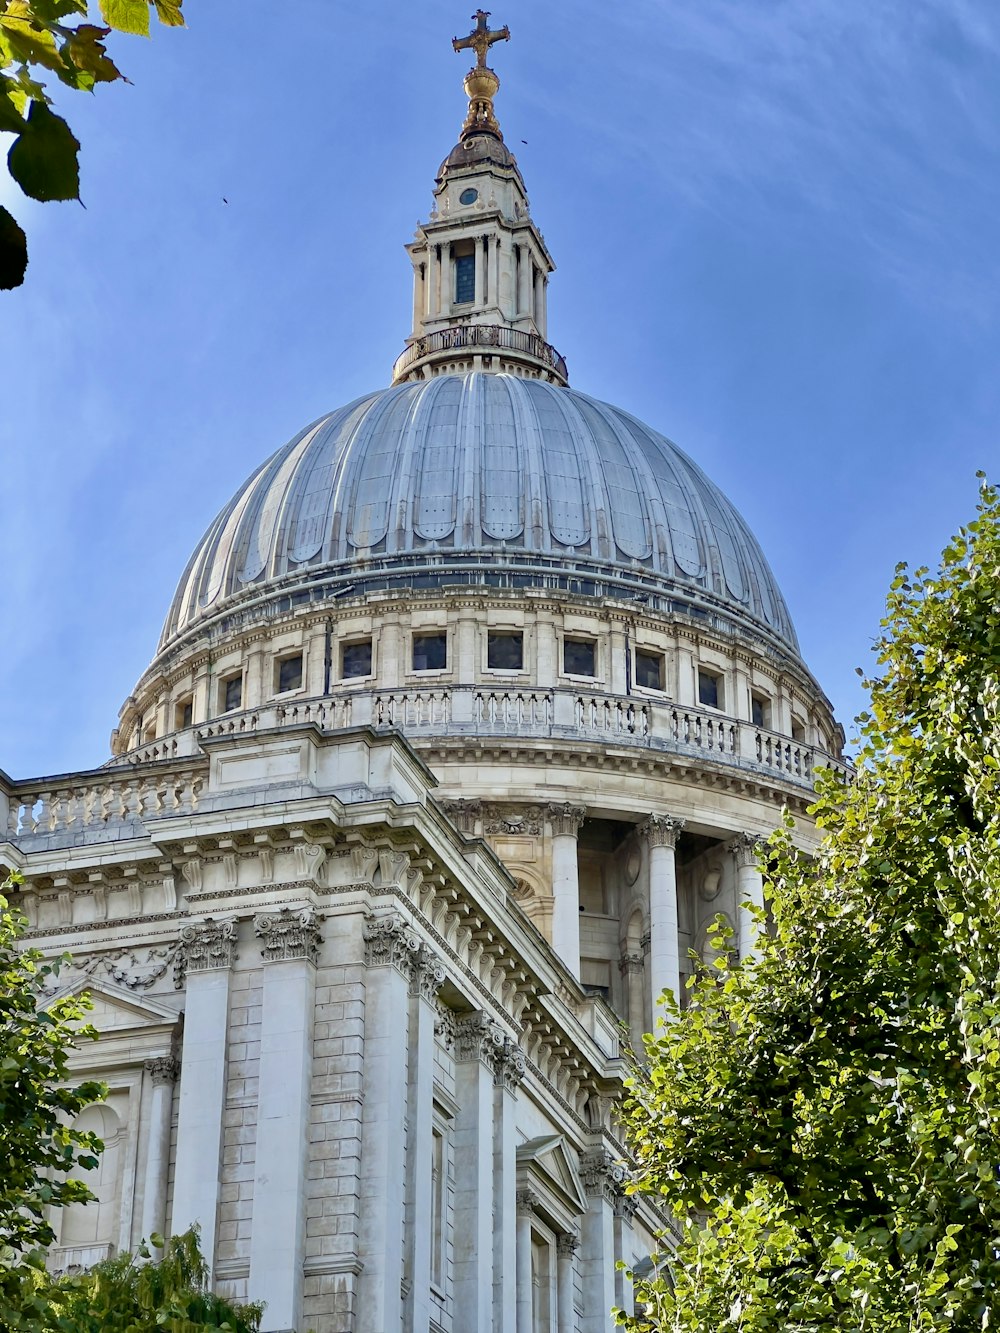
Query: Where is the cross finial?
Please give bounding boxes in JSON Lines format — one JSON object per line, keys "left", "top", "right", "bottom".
{"left": 453, "top": 9, "right": 510, "bottom": 69}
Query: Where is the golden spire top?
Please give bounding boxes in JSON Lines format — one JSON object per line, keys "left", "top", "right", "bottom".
{"left": 452, "top": 11, "right": 510, "bottom": 141}
{"left": 452, "top": 10, "right": 510, "bottom": 69}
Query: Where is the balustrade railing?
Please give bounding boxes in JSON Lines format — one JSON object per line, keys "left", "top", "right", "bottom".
{"left": 392, "top": 323, "right": 569, "bottom": 382}
{"left": 7, "top": 767, "right": 206, "bottom": 841}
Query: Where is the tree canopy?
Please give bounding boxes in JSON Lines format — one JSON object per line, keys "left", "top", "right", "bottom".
{"left": 621, "top": 480, "right": 1000, "bottom": 1331}
{"left": 0, "top": 0, "right": 184, "bottom": 289}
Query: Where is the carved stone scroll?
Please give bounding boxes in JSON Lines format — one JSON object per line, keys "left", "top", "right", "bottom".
{"left": 179, "top": 917, "right": 237, "bottom": 973}
{"left": 254, "top": 907, "right": 322, "bottom": 965}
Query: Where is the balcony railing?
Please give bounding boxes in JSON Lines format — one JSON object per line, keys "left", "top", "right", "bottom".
{"left": 392, "top": 323, "right": 569, "bottom": 383}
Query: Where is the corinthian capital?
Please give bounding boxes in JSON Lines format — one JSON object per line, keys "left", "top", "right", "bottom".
{"left": 254, "top": 907, "right": 322, "bottom": 965}
{"left": 639, "top": 814, "right": 685, "bottom": 849}
{"left": 547, "top": 803, "right": 586, "bottom": 837}
{"left": 180, "top": 917, "right": 237, "bottom": 973}
{"left": 363, "top": 911, "right": 422, "bottom": 975}
{"left": 727, "top": 831, "right": 766, "bottom": 868}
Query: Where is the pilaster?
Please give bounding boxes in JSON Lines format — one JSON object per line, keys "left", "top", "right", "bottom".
{"left": 141, "top": 1056, "right": 177, "bottom": 1243}
{"left": 639, "top": 815, "right": 685, "bottom": 1021}
{"left": 728, "top": 832, "right": 766, "bottom": 960}
{"left": 547, "top": 803, "right": 585, "bottom": 980}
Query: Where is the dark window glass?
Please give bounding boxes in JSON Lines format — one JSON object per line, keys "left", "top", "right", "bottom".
{"left": 791, "top": 718, "right": 806, "bottom": 743}
{"left": 697, "top": 670, "right": 719, "bottom": 709}
{"left": 563, "top": 637, "right": 596, "bottom": 677}
{"left": 413, "top": 634, "right": 447, "bottom": 671}
{"left": 635, "top": 650, "right": 662, "bottom": 690}
{"left": 177, "top": 698, "right": 193, "bottom": 729}
{"left": 487, "top": 632, "right": 523, "bottom": 671}
{"left": 278, "top": 654, "right": 303, "bottom": 693}
{"left": 342, "top": 640, "right": 373, "bottom": 678}
{"left": 224, "top": 675, "right": 242, "bottom": 712}
{"left": 751, "top": 695, "right": 766, "bottom": 727}
{"left": 455, "top": 253, "right": 475, "bottom": 304}
{"left": 582, "top": 983, "right": 611, "bottom": 1002}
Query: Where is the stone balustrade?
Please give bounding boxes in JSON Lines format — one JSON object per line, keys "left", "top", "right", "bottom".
{"left": 7, "top": 767, "right": 206, "bottom": 844}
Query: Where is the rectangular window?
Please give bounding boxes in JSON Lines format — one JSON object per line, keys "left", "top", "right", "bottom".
{"left": 277, "top": 653, "right": 303, "bottom": 694}
{"left": 431, "top": 1127, "right": 445, "bottom": 1289}
{"left": 634, "top": 649, "right": 663, "bottom": 691}
{"left": 487, "top": 631, "right": 523, "bottom": 671}
{"left": 454, "top": 252, "right": 475, "bottom": 304}
{"left": 341, "top": 639, "right": 373, "bottom": 679}
{"left": 413, "top": 633, "right": 447, "bottom": 672}
{"left": 791, "top": 716, "right": 806, "bottom": 743}
{"left": 176, "top": 696, "right": 193, "bottom": 729}
{"left": 697, "top": 669, "right": 721, "bottom": 710}
{"left": 222, "top": 674, "right": 242, "bottom": 713}
{"left": 563, "top": 637, "right": 596, "bottom": 677}
{"left": 751, "top": 694, "right": 769, "bottom": 728}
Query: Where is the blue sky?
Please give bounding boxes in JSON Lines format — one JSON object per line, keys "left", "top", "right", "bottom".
{"left": 2, "top": 0, "right": 999, "bottom": 778}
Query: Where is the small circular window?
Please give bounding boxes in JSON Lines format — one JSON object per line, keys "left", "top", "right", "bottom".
{"left": 459, "top": 187, "right": 479, "bottom": 205}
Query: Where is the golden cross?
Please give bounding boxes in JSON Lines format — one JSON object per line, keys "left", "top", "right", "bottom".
{"left": 452, "top": 9, "right": 510, "bottom": 68}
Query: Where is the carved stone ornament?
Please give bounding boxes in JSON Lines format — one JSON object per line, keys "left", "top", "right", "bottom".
{"left": 362, "top": 912, "right": 422, "bottom": 975}
{"left": 483, "top": 803, "right": 543, "bottom": 837}
{"left": 619, "top": 951, "right": 644, "bottom": 976}
{"left": 79, "top": 943, "right": 180, "bottom": 991}
{"left": 557, "top": 1232, "right": 580, "bottom": 1257}
{"left": 699, "top": 868, "right": 722, "bottom": 901}
{"left": 144, "top": 1056, "right": 178, "bottom": 1086}
{"left": 453, "top": 1011, "right": 506, "bottom": 1066}
{"left": 728, "top": 831, "right": 766, "bottom": 868}
{"left": 434, "top": 1002, "right": 458, "bottom": 1050}
{"left": 410, "top": 944, "right": 446, "bottom": 1003}
{"left": 180, "top": 918, "right": 237, "bottom": 973}
{"left": 516, "top": 1187, "right": 540, "bottom": 1217}
{"left": 547, "top": 803, "right": 586, "bottom": 838}
{"left": 581, "top": 1147, "right": 627, "bottom": 1202}
{"left": 614, "top": 1191, "right": 639, "bottom": 1223}
{"left": 494, "top": 1038, "right": 527, "bottom": 1093}
{"left": 254, "top": 907, "right": 321, "bottom": 965}
{"left": 440, "top": 799, "right": 482, "bottom": 834}
{"left": 638, "top": 814, "right": 685, "bottom": 850}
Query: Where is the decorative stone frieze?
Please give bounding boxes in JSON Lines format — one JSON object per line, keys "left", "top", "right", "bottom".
{"left": 362, "top": 912, "right": 422, "bottom": 974}
{"left": 580, "top": 1147, "right": 627, "bottom": 1202}
{"left": 80, "top": 943, "right": 181, "bottom": 991}
{"left": 409, "top": 944, "right": 446, "bottom": 1003}
{"left": 179, "top": 917, "right": 237, "bottom": 972}
{"left": 254, "top": 907, "right": 322, "bottom": 965}
{"left": 144, "top": 1056, "right": 179, "bottom": 1085}
{"left": 638, "top": 814, "right": 685, "bottom": 849}
{"left": 483, "top": 803, "right": 543, "bottom": 836}
{"left": 546, "top": 803, "right": 586, "bottom": 837}
{"left": 727, "top": 831, "right": 766, "bottom": 867}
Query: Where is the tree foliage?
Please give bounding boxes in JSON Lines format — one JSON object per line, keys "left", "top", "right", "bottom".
{"left": 0, "top": 877, "right": 106, "bottom": 1322}
{"left": 0, "top": 0, "right": 184, "bottom": 289}
{"left": 621, "top": 480, "right": 1000, "bottom": 1331}
{"left": 25, "top": 1228, "right": 264, "bottom": 1332}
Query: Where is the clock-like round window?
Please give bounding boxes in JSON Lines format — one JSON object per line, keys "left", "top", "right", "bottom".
{"left": 459, "top": 187, "right": 479, "bottom": 205}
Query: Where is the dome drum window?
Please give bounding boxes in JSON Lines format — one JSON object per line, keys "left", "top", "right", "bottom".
{"left": 697, "top": 668, "right": 723, "bottom": 711}
{"left": 413, "top": 634, "right": 447, "bottom": 672}
{"left": 276, "top": 652, "right": 304, "bottom": 695}
{"left": 221, "top": 674, "right": 243, "bottom": 713}
{"left": 563, "top": 637, "right": 597, "bottom": 678}
{"left": 487, "top": 631, "right": 523, "bottom": 672}
{"left": 175, "top": 695, "right": 193, "bottom": 730}
{"left": 634, "top": 649, "right": 664, "bottom": 692}
{"left": 341, "top": 638, "right": 374, "bottom": 680}
{"left": 751, "top": 693, "right": 770, "bottom": 728}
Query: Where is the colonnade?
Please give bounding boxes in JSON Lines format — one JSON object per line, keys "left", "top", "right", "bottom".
{"left": 414, "top": 235, "right": 548, "bottom": 331}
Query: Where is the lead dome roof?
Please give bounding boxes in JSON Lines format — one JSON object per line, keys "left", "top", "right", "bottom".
{"left": 161, "top": 373, "right": 798, "bottom": 654}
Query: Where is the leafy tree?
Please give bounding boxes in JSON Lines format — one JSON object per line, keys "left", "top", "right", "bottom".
{"left": 0, "top": 876, "right": 106, "bottom": 1324}
{"left": 621, "top": 480, "right": 1000, "bottom": 1331}
{"left": 30, "top": 1228, "right": 264, "bottom": 1332}
{"left": 0, "top": 0, "right": 184, "bottom": 289}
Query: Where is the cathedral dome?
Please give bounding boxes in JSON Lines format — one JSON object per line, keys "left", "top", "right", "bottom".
{"left": 161, "top": 372, "right": 798, "bottom": 655}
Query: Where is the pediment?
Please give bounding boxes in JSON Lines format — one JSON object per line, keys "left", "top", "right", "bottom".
{"left": 46, "top": 979, "right": 181, "bottom": 1035}
{"left": 516, "top": 1134, "right": 589, "bottom": 1217}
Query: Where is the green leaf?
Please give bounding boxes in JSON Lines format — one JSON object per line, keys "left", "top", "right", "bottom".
{"left": 98, "top": 0, "right": 150, "bottom": 36}
{"left": 7, "top": 100, "right": 80, "bottom": 202}
{"left": 0, "top": 81, "right": 26, "bottom": 133}
{"left": 64, "top": 24, "right": 122, "bottom": 84}
{"left": 152, "top": 0, "right": 184, "bottom": 27}
{"left": 0, "top": 205, "right": 28, "bottom": 289}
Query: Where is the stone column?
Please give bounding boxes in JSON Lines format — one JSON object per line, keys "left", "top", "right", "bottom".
{"left": 534, "top": 267, "right": 544, "bottom": 329}
{"left": 171, "top": 918, "right": 237, "bottom": 1279}
{"left": 639, "top": 815, "right": 685, "bottom": 1021}
{"left": 547, "top": 804, "right": 586, "bottom": 980}
{"left": 404, "top": 946, "right": 445, "bottom": 1333}
{"left": 613, "top": 1194, "right": 638, "bottom": 1315}
{"left": 440, "top": 241, "right": 452, "bottom": 318}
{"left": 474, "top": 236, "right": 486, "bottom": 309}
{"left": 515, "top": 1188, "right": 538, "bottom": 1333}
{"left": 412, "top": 257, "right": 425, "bottom": 332}
{"left": 556, "top": 1233, "right": 578, "bottom": 1333}
{"left": 517, "top": 245, "right": 532, "bottom": 317}
{"left": 539, "top": 274, "right": 548, "bottom": 338}
{"left": 494, "top": 1037, "right": 525, "bottom": 1333}
{"left": 248, "top": 908, "right": 321, "bottom": 1333}
{"left": 358, "top": 913, "right": 421, "bottom": 1333}
{"left": 580, "top": 1149, "right": 623, "bottom": 1333}
{"left": 141, "top": 1056, "right": 177, "bottom": 1242}
{"left": 453, "top": 1014, "right": 502, "bottom": 1333}
{"left": 426, "top": 245, "right": 438, "bottom": 319}
{"left": 489, "top": 235, "right": 501, "bottom": 314}
{"left": 729, "top": 833, "right": 766, "bottom": 960}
